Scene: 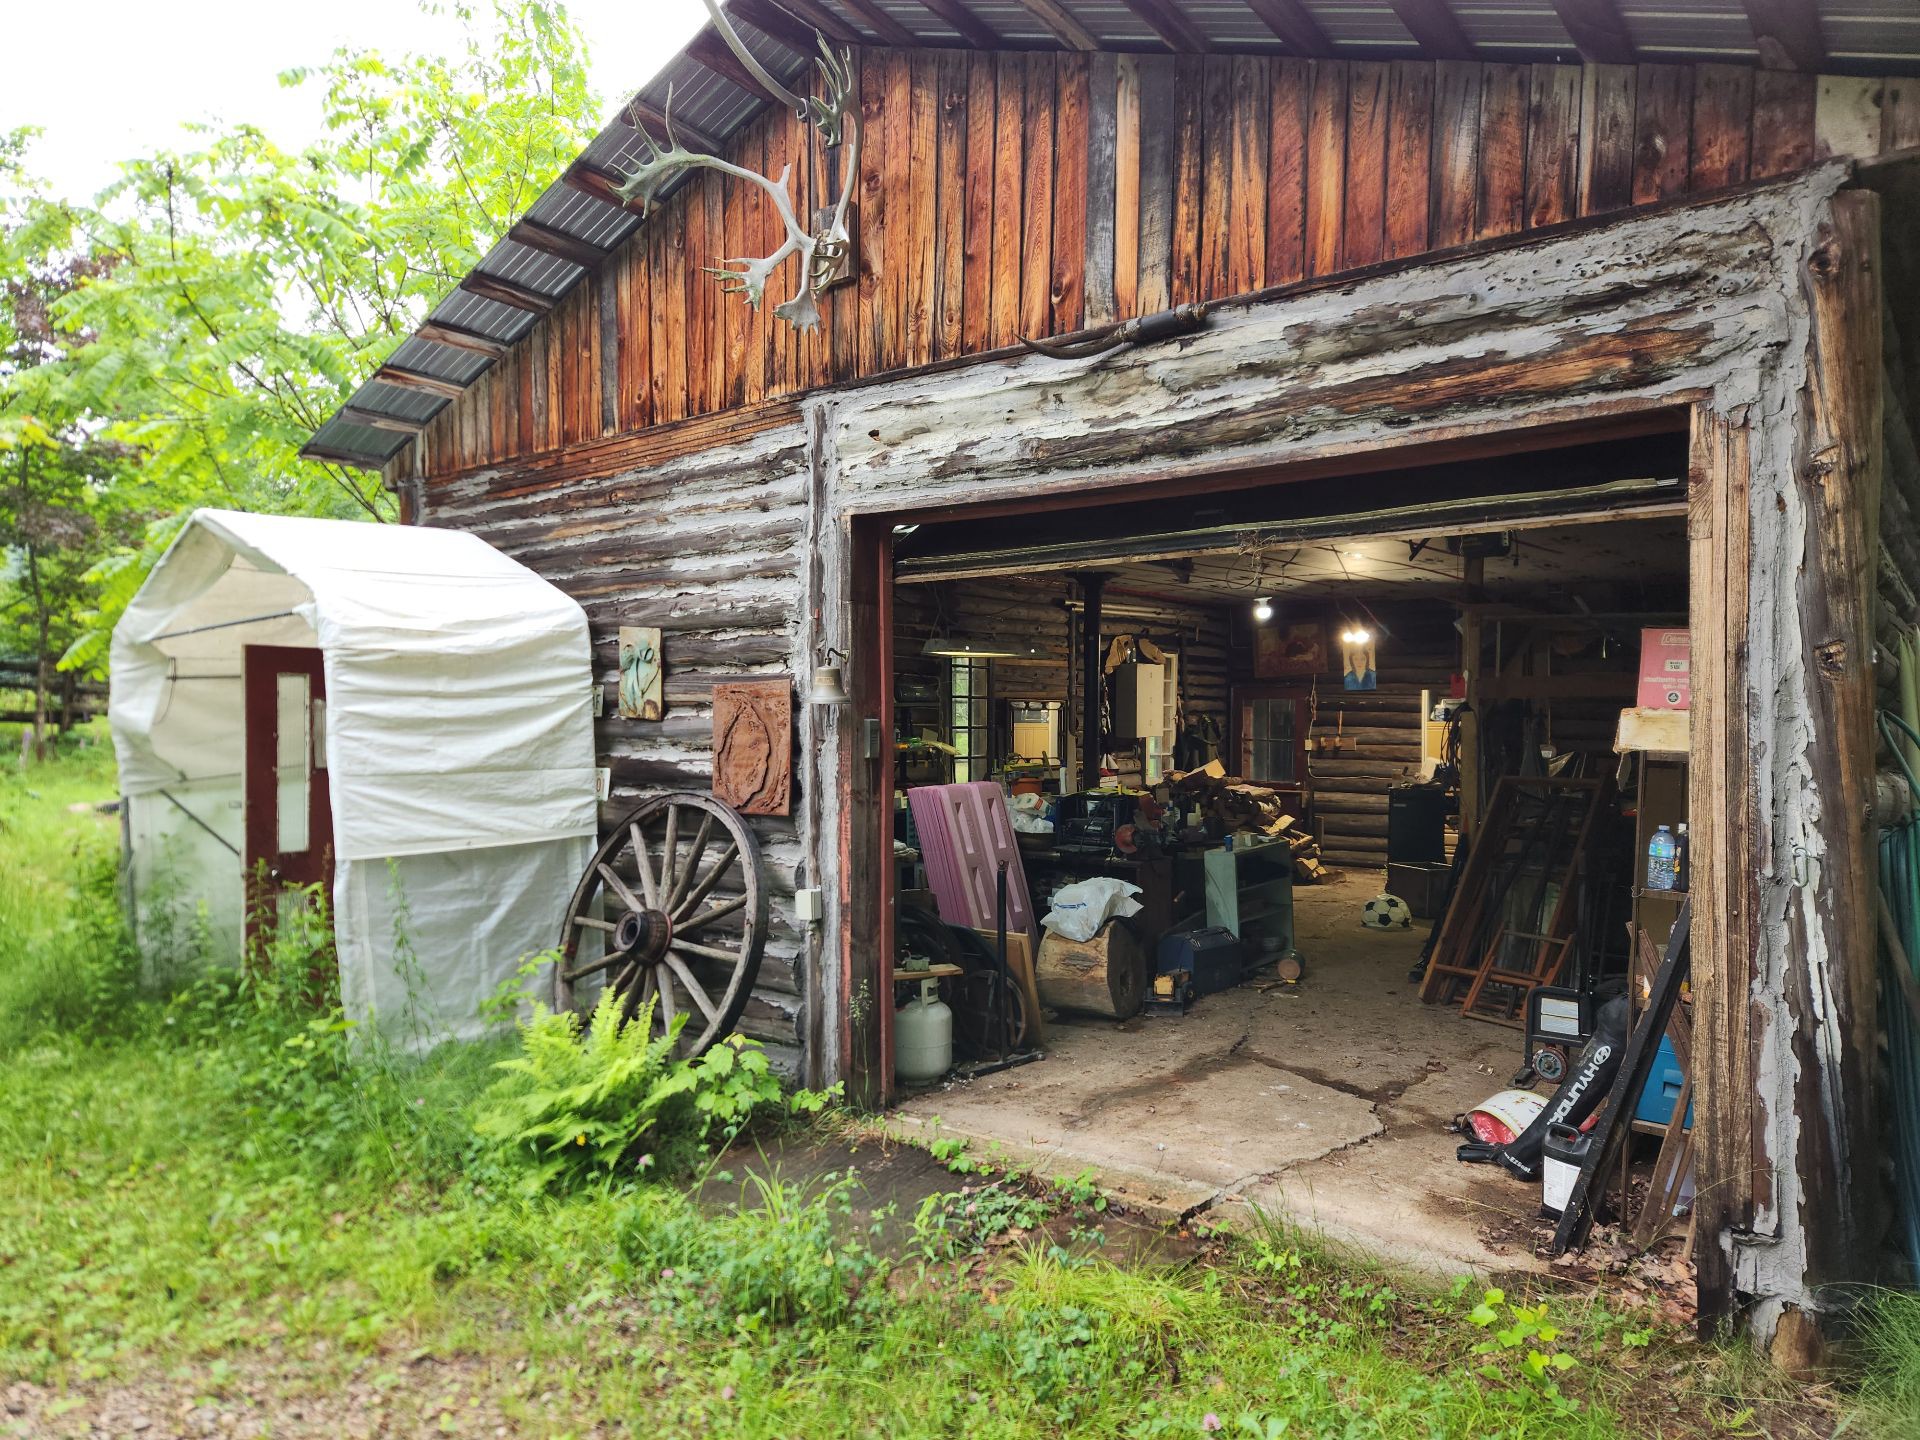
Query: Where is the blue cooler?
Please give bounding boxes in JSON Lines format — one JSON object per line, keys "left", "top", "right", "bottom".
{"left": 1633, "top": 1035, "right": 1694, "bottom": 1128}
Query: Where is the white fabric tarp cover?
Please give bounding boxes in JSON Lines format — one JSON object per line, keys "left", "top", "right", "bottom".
{"left": 110, "top": 508, "right": 599, "bottom": 1040}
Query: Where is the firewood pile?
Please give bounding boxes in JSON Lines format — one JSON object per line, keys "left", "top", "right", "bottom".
{"left": 1166, "top": 760, "right": 1330, "bottom": 883}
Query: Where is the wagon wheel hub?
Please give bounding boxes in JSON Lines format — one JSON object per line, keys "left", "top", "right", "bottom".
{"left": 612, "top": 906, "right": 673, "bottom": 965}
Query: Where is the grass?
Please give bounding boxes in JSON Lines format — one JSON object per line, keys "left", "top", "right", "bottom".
{"left": 0, "top": 727, "right": 1912, "bottom": 1437}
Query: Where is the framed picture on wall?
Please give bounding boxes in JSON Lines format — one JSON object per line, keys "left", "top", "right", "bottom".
{"left": 1253, "top": 620, "right": 1328, "bottom": 678}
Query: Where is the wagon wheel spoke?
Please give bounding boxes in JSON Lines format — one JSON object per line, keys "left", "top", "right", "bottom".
{"left": 674, "top": 892, "right": 748, "bottom": 936}
{"left": 629, "top": 822, "right": 659, "bottom": 908}
{"left": 666, "top": 814, "right": 714, "bottom": 912}
{"left": 672, "top": 842, "right": 740, "bottom": 921}
{"left": 658, "top": 970, "right": 678, "bottom": 1035}
{"left": 664, "top": 952, "right": 720, "bottom": 1023}
{"left": 597, "top": 862, "right": 643, "bottom": 914}
{"left": 562, "top": 950, "right": 623, "bottom": 983}
{"left": 570, "top": 913, "right": 617, "bottom": 933}
{"left": 659, "top": 804, "right": 681, "bottom": 900}
{"left": 619, "top": 967, "right": 656, "bottom": 1029}
{"left": 671, "top": 937, "right": 745, "bottom": 966}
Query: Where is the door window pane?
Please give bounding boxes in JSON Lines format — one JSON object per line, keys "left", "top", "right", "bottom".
{"left": 1248, "top": 698, "right": 1297, "bottom": 784}
{"left": 276, "top": 672, "right": 311, "bottom": 853}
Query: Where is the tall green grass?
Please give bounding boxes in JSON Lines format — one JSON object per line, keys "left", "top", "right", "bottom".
{"left": 0, "top": 734, "right": 1903, "bottom": 1438}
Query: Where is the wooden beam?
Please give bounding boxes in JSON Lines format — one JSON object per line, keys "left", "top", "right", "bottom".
{"left": 414, "top": 320, "right": 510, "bottom": 359}
{"left": 560, "top": 163, "right": 645, "bottom": 212}
{"left": 1788, "top": 185, "right": 1886, "bottom": 1299}
{"left": 372, "top": 365, "right": 468, "bottom": 401}
{"left": 1244, "top": 0, "right": 1333, "bottom": 57}
{"left": 724, "top": 0, "right": 839, "bottom": 49}
{"left": 1387, "top": 0, "right": 1475, "bottom": 60}
{"left": 1012, "top": 0, "right": 1100, "bottom": 51}
{"left": 460, "top": 271, "right": 555, "bottom": 314}
{"left": 1550, "top": 0, "right": 1635, "bottom": 64}
{"left": 507, "top": 219, "right": 609, "bottom": 270}
{"left": 618, "top": 98, "right": 722, "bottom": 155}
{"left": 741, "top": 0, "right": 861, "bottom": 46}
{"left": 837, "top": 0, "right": 919, "bottom": 47}
{"left": 301, "top": 441, "right": 391, "bottom": 470}
{"left": 1121, "top": 0, "right": 1210, "bottom": 53}
{"left": 912, "top": 0, "right": 1002, "bottom": 49}
{"left": 337, "top": 404, "right": 427, "bottom": 435}
{"left": 686, "top": 31, "right": 790, "bottom": 106}
{"left": 1743, "top": 0, "right": 1826, "bottom": 72}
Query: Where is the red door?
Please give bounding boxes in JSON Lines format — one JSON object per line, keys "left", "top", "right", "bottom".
{"left": 243, "top": 645, "right": 334, "bottom": 960}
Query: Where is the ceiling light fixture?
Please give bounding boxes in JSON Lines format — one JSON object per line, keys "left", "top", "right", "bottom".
{"left": 1340, "top": 626, "right": 1373, "bottom": 646}
{"left": 1252, "top": 596, "right": 1274, "bottom": 623}
{"left": 922, "top": 636, "right": 1028, "bottom": 659}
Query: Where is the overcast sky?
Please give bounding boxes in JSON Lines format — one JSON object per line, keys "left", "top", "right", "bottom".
{"left": 3, "top": 0, "right": 715, "bottom": 202}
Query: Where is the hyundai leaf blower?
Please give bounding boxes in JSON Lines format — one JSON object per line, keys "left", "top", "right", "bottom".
{"left": 1455, "top": 996, "right": 1629, "bottom": 1183}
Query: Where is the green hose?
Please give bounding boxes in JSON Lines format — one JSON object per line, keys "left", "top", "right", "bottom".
{"left": 1876, "top": 707, "right": 1920, "bottom": 1278}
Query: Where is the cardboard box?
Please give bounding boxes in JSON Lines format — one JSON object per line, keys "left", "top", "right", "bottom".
{"left": 1637, "top": 628, "right": 1691, "bottom": 710}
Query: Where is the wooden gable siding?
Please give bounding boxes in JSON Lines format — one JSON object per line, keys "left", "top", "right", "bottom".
{"left": 406, "top": 60, "right": 1915, "bottom": 484}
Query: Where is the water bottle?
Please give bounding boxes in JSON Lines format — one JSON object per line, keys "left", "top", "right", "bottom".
{"left": 1647, "top": 825, "right": 1678, "bottom": 891}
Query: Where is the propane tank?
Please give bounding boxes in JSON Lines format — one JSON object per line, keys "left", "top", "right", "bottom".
{"left": 895, "top": 979, "right": 953, "bottom": 1084}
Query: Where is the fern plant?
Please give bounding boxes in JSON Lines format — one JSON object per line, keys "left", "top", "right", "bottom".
{"left": 474, "top": 988, "right": 781, "bottom": 1195}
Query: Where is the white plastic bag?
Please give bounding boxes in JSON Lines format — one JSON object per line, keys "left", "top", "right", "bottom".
{"left": 1005, "top": 790, "right": 1053, "bottom": 835}
{"left": 1041, "top": 878, "right": 1143, "bottom": 942}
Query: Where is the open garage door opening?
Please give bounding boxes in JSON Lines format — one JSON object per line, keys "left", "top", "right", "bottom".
{"left": 876, "top": 429, "right": 1699, "bottom": 1272}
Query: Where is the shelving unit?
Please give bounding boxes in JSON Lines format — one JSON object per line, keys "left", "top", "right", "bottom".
{"left": 1203, "top": 838, "right": 1295, "bottom": 958}
{"left": 1144, "top": 654, "right": 1179, "bottom": 785}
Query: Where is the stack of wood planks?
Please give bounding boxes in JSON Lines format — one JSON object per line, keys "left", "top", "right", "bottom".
{"left": 1167, "top": 761, "right": 1329, "bottom": 882}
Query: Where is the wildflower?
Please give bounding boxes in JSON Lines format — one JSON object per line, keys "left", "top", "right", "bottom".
{"left": 1202, "top": 1416, "right": 1222, "bottom": 1433}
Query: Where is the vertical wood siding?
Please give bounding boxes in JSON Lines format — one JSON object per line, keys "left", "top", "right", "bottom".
{"left": 408, "top": 58, "right": 1916, "bottom": 484}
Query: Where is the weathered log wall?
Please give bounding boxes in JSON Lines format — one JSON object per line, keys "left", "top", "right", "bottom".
{"left": 415, "top": 405, "right": 817, "bottom": 1075}
{"left": 393, "top": 55, "right": 1919, "bottom": 485}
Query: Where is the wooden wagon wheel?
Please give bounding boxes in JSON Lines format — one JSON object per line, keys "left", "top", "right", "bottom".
{"left": 555, "top": 792, "right": 768, "bottom": 1057}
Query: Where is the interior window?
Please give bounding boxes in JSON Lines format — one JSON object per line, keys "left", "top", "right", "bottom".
{"left": 1248, "top": 696, "right": 1298, "bottom": 784}
{"left": 949, "top": 658, "right": 989, "bottom": 781}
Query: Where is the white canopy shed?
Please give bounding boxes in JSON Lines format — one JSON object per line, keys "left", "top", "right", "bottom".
{"left": 110, "top": 509, "right": 599, "bottom": 1040}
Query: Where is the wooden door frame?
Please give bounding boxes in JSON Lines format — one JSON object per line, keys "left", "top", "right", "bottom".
{"left": 241, "top": 644, "right": 334, "bottom": 960}
{"left": 841, "top": 399, "right": 1778, "bottom": 1320}
{"left": 1228, "top": 682, "right": 1314, "bottom": 808}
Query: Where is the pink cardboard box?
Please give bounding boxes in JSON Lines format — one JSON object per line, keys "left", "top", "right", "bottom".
{"left": 1637, "top": 627, "right": 1691, "bottom": 710}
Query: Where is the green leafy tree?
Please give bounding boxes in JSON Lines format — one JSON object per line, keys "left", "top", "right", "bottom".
{"left": 0, "top": 1, "right": 603, "bottom": 679}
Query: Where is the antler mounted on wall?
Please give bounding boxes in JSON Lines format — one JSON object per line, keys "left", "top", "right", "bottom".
{"left": 614, "top": 0, "right": 859, "bottom": 333}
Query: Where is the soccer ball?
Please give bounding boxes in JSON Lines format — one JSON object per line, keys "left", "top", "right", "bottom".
{"left": 1361, "top": 893, "right": 1413, "bottom": 930}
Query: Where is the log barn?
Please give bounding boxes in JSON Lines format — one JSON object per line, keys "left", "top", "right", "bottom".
{"left": 304, "top": 1, "right": 1920, "bottom": 1347}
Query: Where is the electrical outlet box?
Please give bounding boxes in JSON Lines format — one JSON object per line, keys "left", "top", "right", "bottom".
{"left": 795, "top": 887, "right": 824, "bottom": 923}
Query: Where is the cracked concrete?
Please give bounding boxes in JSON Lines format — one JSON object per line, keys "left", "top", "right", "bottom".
{"left": 893, "top": 872, "right": 1549, "bottom": 1276}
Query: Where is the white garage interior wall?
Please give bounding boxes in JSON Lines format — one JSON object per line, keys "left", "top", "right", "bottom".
{"left": 109, "top": 509, "right": 599, "bottom": 1043}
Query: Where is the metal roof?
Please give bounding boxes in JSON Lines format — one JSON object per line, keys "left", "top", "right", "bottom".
{"left": 305, "top": 0, "right": 1920, "bottom": 472}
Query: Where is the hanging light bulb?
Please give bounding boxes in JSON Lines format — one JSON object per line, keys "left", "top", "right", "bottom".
{"left": 1253, "top": 596, "right": 1274, "bottom": 622}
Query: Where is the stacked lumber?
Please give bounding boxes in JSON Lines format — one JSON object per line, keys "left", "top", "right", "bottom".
{"left": 1166, "top": 760, "right": 1330, "bottom": 883}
